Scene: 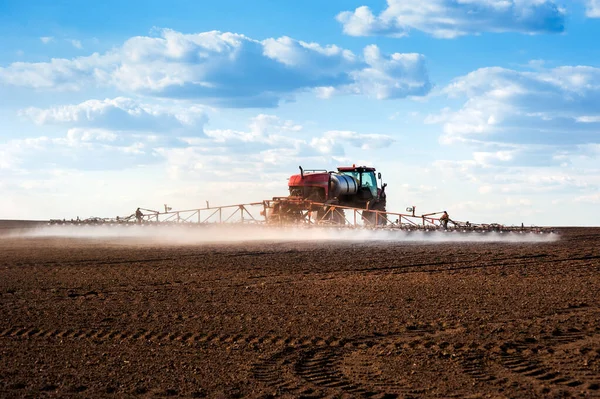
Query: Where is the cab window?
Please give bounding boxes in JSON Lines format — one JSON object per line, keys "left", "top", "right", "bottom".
{"left": 361, "top": 172, "right": 377, "bottom": 196}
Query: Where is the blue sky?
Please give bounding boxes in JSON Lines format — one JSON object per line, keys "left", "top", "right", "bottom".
{"left": 1, "top": 0, "right": 600, "bottom": 225}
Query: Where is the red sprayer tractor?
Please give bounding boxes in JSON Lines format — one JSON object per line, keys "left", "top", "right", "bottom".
{"left": 263, "top": 165, "right": 387, "bottom": 226}
{"left": 50, "top": 164, "right": 552, "bottom": 233}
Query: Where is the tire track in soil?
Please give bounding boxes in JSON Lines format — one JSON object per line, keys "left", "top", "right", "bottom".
{"left": 457, "top": 349, "right": 498, "bottom": 384}
{"left": 0, "top": 305, "right": 594, "bottom": 343}
{"left": 218, "top": 251, "right": 596, "bottom": 281}
{"left": 495, "top": 328, "right": 599, "bottom": 392}
{"left": 352, "top": 254, "right": 599, "bottom": 277}
{"left": 249, "top": 307, "right": 600, "bottom": 398}
{"left": 3, "top": 308, "right": 596, "bottom": 397}
{"left": 295, "top": 346, "right": 384, "bottom": 397}
{"left": 0, "top": 303, "right": 591, "bottom": 330}
{"left": 250, "top": 324, "right": 462, "bottom": 398}
{"left": 1, "top": 249, "right": 298, "bottom": 269}
{"left": 0, "top": 297, "right": 594, "bottom": 335}
{"left": 0, "top": 325, "right": 307, "bottom": 348}
{"left": 0, "top": 325, "right": 363, "bottom": 362}
{"left": 548, "top": 335, "right": 600, "bottom": 392}
{"left": 0, "top": 307, "right": 273, "bottom": 323}
{"left": 6, "top": 250, "right": 598, "bottom": 278}
{"left": 460, "top": 306, "right": 600, "bottom": 395}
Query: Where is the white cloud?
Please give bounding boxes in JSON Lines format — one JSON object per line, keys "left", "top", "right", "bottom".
{"left": 346, "top": 45, "right": 430, "bottom": 99}
{"left": 195, "top": 115, "right": 304, "bottom": 151}
{"left": 0, "top": 53, "right": 118, "bottom": 90}
{"left": 3, "top": 112, "right": 395, "bottom": 185}
{"left": 248, "top": 114, "right": 302, "bottom": 136}
{"left": 314, "top": 86, "right": 336, "bottom": 99}
{"left": 0, "top": 130, "right": 159, "bottom": 172}
{"left": 6, "top": 96, "right": 212, "bottom": 173}
{"left": 473, "top": 150, "right": 515, "bottom": 165}
{"left": 575, "top": 193, "right": 600, "bottom": 203}
{"left": 428, "top": 66, "right": 600, "bottom": 156}
{"left": 66, "top": 128, "right": 118, "bottom": 143}
{"left": 40, "top": 36, "right": 54, "bottom": 44}
{"left": 470, "top": 147, "right": 568, "bottom": 167}
{"left": 262, "top": 36, "right": 356, "bottom": 71}
{"left": 586, "top": 0, "right": 600, "bottom": 17}
{"left": 0, "top": 29, "right": 431, "bottom": 106}
{"left": 582, "top": 143, "right": 600, "bottom": 155}
{"left": 197, "top": 116, "right": 395, "bottom": 158}
{"left": 70, "top": 39, "right": 83, "bottom": 49}
{"left": 162, "top": 115, "right": 396, "bottom": 181}
{"left": 433, "top": 158, "right": 596, "bottom": 194}
{"left": 0, "top": 147, "right": 17, "bottom": 169}
{"left": 478, "top": 185, "right": 492, "bottom": 194}
{"left": 19, "top": 97, "right": 207, "bottom": 134}
{"left": 337, "top": 0, "right": 566, "bottom": 39}
{"left": 310, "top": 130, "right": 395, "bottom": 155}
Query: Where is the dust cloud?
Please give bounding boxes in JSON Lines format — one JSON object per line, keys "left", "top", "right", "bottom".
{"left": 14, "top": 224, "right": 558, "bottom": 244}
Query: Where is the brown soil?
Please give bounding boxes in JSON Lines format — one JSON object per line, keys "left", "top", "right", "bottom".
{"left": 0, "top": 226, "right": 599, "bottom": 398}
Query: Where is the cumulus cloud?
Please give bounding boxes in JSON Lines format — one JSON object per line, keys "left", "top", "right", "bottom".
{"left": 160, "top": 115, "right": 396, "bottom": 180}
{"left": 346, "top": 45, "right": 431, "bottom": 98}
{"left": 587, "top": 0, "right": 600, "bottom": 17}
{"left": 0, "top": 53, "right": 118, "bottom": 90}
{"left": 310, "top": 130, "right": 395, "bottom": 155}
{"left": 70, "top": 39, "right": 83, "bottom": 49}
{"left": 433, "top": 158, "right": 596, "bottom": 195}
{"left": 427, "top": 66, "right": 600, "bottom": 152}
{"left": 248, "top": 114, "right": 302, "bottom": 136}
{"left": 3, "top": 112, "right": 395, "bottom": 183}
{"left": 7, "top": 97, "right": 210, "bottom": 172}
{"left": 427, "top": 64, "right": 600, "bottom": 201}
{"left": 40, "top": 36, "right": 54, "bottom": 44}
{"left": 0, "top": 130, "right": 160, "bottom": 172}
{"left": 19, "top": 97, "right": 207, "bottom": 133}
{"left": 196, "top": 115, "right": 395, "bottom": 157}
{"left": 575, "top": 193, "right": 600, "bottom": 203}
{"left": 471, "top": 147, "right": 569, "bottom": 167}
{"left": 0, "top": 29, "right": 431, "bottom": 106}
{"left": 337, "top": 0, "right": 566, "bottom": 39}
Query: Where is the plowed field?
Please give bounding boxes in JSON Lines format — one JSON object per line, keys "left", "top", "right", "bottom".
{"left": 0, "top": 226, "right": 599, "bottom": 398}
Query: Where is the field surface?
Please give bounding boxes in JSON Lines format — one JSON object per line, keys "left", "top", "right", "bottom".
{"left": 0, "top": 225, "right": 599, "bottom": 398}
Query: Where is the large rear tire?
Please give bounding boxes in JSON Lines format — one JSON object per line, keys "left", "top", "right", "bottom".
{"left": 362, "top": 201, "right": 387, "bottom": 226}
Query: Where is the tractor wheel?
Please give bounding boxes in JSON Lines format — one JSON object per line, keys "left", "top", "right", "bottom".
{"left": 373, "top": 202, "right": 387, "bottom": 226}
{"left": 362, "top": 201, "right": 387, "bottom": 226}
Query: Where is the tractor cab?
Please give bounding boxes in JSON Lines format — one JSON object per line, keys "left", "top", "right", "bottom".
{"left": 337, "top": 166, "right": 378, "bottom": 199}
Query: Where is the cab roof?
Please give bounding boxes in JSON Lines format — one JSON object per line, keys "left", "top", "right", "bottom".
{"left": 337, "top": 166, "right": 376, "bottom": 172}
